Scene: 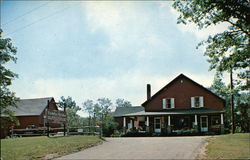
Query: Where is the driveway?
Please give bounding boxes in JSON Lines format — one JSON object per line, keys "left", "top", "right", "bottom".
{"left": 57, "top": 136, "right": 209, "bottom": 159}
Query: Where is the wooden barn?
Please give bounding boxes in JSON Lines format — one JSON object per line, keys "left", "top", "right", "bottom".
{"left": 1, "top": 97, "right": 63, "bottom": 138}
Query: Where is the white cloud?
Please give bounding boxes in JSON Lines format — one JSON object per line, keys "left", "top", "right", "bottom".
{"left": 8, "top": 2, "right": 231, "bottom": 118}
{"left": 11, "top": 69, "right": 224, "bottom": 117}
{"left": 83, "top": 2, "right": 171, "bottom": 57}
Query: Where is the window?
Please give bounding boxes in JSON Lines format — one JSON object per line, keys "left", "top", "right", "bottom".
{"left": 194, "top": 97, "right": 200, "bottom": 107}
{"left": 163, "top": 98, "right": 175, "bottom": 109}
{"left": 166, "top": 99, "right": 171, "bottom": 108}
{"left": 191, "top": 96, "right": 204, "bottom": 108}
{"left": 211, "top": 116, "right": 220, "bottom": 125}
{"left": 155, "top": 118, "right": 161, "bottom": 129}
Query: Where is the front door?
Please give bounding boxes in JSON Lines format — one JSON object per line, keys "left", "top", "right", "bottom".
{"left": 154, "top": 117, "right": 161, "bottom": 133}
{"left": 200, "top": 116, "right": 208, "bottom": 132}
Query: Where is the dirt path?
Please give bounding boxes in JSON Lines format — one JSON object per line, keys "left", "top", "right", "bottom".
{"left": 57, "top": 136, "right": 209, "bottom": 159}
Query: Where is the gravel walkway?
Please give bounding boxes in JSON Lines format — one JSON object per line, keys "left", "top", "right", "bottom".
{"left": 57, "top": 136, "right": 208, "bottom": 159}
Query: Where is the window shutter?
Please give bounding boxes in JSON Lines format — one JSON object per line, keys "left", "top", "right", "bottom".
{"left": 163, "top": 98, "right": 166, "bottom": 109}
{"left": 171, "top": 98, "right": 175, "bottom": 108}
{"left": 191, "top": 97, "right": 195, "bottom": 108}
{"left": 199, "top": 96, "right": 204, "bottom": 107}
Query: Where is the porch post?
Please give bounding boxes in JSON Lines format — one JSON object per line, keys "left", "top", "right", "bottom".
{"left": 146, "top": 116, "right": 149, "bottom": 132}
{"left": 194, "top": 114, "right": 198, "bottom": 133}
{"left": 130, "top": 119, "right": 133, "bottom": 130}
{"left": 220, "top": 113, "right": 224, "bottom": 134}
{"left": 167, "top": 115, "right": 171, "bottom": 135}
{"left": 123, "top": 117, "right": 126, "bottom": 134}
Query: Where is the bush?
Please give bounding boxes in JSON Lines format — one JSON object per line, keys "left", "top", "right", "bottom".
{"left": 102, "top": 115, "right": 119, "bottom": 137}
{"left": 122, "top": 131, "right": 152, "bottom": 137}
{"left": 111, "top": 130, "right": 122, "bottom": 137}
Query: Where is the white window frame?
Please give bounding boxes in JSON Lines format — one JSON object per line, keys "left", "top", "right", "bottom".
{"left": 162, "top": 98, "right": 167, "bottom": 109}
{"left": 200, "top": 116, "right": 208, "bottom": 132}
{"left": 154, "top": 117, "right": 161, "bottom": 133}
{"left": 191, "top": 96, "right": 204, "bottom": 108}
{"left": 163, "top": 98, "right": 175, "bottom": 109}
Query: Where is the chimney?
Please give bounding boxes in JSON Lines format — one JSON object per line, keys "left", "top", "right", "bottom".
{"left": 147, "top": 84, "right": 151, "bottom": 100}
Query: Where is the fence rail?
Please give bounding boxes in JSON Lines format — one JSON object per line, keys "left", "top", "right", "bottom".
{"left": 10, "top": 126, "right": 100, "bottom": 137}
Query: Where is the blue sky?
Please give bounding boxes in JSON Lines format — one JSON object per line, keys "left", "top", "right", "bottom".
{"left": 2, "top": 1, "right": 228, "bottom": 116}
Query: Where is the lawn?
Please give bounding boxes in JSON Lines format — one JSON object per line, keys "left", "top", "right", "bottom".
{"left": 0, "top": 135, "right": 102, "bottom": 160}
{"left": 205, "top": 133, "right": 250, "bottom": 159}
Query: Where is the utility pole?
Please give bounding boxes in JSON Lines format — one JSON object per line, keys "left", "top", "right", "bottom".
{"left": 93, "top": 113, "right": 96, "bottom": 133}
{"left": 230, "top": 69, "right": 235, "bottom": 134}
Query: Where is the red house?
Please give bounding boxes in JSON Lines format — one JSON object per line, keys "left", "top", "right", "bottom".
{"left": 1, "top": 97, "right": 62, "bottom": 138}
{"left": 114, "top": 74, "right": 225, "bottom": 135}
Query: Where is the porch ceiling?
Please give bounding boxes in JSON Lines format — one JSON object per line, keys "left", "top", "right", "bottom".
{"left": 122, "top": 109, "right": 224, "bottom": 117}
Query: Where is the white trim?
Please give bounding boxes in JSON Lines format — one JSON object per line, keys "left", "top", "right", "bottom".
{"left": 200, "top": 116, "right": 208, "bottom": 132}
{"left": 221, "top": 113, "right": 224, "bottom": 125}
{"left": 146, "top": 116, "right": 149, "bottom": 126}
{"left": 123, "top": 117, "right": 126, "bottom": 128}
{"left": 168, "top": 116, "right": 171, "bottom": 126}
{"left": 194, "top": 114, "right": 197, "bottom": 125}
{"left": 199, "top": 96, "right": 204, "bottom": 107}
{"left": 171, "top": 98, "right": 175, "bottom": 108}
{"left": 191, "top": 97, "right": 195, "bottom": 108}
{"left": 162, "top": 98, "right": 167, "bottom": 109}
{"left": 154, "top": 117, "right": 161, "bottom": 133}
{"left": 129, "top": 119, "right": 133, "bottom": 129}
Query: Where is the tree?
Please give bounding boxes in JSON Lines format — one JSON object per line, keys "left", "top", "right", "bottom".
{"left": 0, "top": 29, "right": 19, "bottom": 129}
{"left": 59, "top": 96, "right": 81, "bottom": 127}
{"left": 209, "top": 73, "right": 231, "bottom": 129}
{"left": 102, "top": 113, "right": 118, "bottom": 137}
{"left": 97, "top": 98, "right": 112, "bottom": 117}
{"left": 210, "top": 73, "right": 250, "bottom": 132}
{"left": 83, "top": 99, "right": 94, "bottom": 117}
{"left": 82, "top": 99, "right": 94, "bottom": 132}
{"left": 173, "top": 0, "right": 250, "bottom": 91}
{"left": 115, "top": 98, "right": 132, "bottom": 108}
{"left": 234, "top": 92, "right": 250, "bottom": 132}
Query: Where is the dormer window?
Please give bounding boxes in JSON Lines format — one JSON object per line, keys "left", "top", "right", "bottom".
{"left": 163, "top": 98, "right": 175, "bottom": 109}
{"left": 191, "top": 96, "right": 204, "bottom": 108}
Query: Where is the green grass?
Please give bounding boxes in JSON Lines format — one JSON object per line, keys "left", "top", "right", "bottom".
{"left": 1, "top": 135, "right": 102, "bottom": 160}
{"left": 205, "top": 133, "right": 250, "bottom": 159}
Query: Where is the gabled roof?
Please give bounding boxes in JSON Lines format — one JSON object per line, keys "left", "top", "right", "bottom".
{"left": 142, "top": 74, "right": 225, "bottom": 106}
{"left": 9, "top": 97, "right": 54, "bottom": 116}
{"left": 113, "top": 106, "right": 144, "bottom": 117}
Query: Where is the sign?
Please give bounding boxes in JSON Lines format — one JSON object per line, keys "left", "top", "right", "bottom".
{"left": 47, "top": 110, "right": 66, "bottom": 124}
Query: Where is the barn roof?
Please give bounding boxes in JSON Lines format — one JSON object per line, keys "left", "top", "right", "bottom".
{"left": 142, "top": 74, "right": 225, "bottom": 106}
{"left": 9, "top": 97, "right": 54, "bottom": 116}
{"left": 113, "top": 106, "right": 144, "bottom": 117}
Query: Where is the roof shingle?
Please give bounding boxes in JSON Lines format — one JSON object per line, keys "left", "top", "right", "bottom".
{"left": 10, "top": 97, "right": 53, "bottom": 116}
{"left": 113, "top": 106, "right": 144, "bottom": 117}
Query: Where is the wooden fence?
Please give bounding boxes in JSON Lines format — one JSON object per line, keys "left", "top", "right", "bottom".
{"left": 10, "top": 126, "right": 100, "bottom": 137}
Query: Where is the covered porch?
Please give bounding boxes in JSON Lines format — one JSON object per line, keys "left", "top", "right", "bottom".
{"left": 122, "top": 109, "right": 225, "bottom": 135}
